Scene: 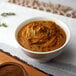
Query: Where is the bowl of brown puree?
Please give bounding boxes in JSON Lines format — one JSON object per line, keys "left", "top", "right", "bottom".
{"left": 15, "top": 17, "right": 70, "bottom": 62}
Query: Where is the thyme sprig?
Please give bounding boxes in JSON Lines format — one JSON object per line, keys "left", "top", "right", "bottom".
{"left": 46, "top": 29, "right": 50, "bottom": 35}
{"left": 1, "top": 12, "right": 16, "bottom": 17}
{"left": 36, "top": 44, "right": 40, "bottom": 47}
{"left": 0, "top": 23, "right": 8, "bottom": 27}
{"left": 34, "top": 30, "right": 37, "bottom": 35}
{"left": 0, "top": 12, "right": 16, "bottom": 28}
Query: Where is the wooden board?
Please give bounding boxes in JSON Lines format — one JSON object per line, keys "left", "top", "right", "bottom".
{"left": 0, "top": 50, "right": 53, "bottom": 76}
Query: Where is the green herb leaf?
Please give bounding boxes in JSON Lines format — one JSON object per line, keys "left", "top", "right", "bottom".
{"left": 34, "top": 30, "right": 37, "bottom": 35}
{"left": 36, "top": 44, "right": 40, "bottom": 47}
{"left": 46, "top": 29, "right": 50, "bottom": 35}
{"left": 1, "top": 12, "right": 16, "bottom": 17}
{"left": 0, "top": 23, "right": 8, "bottom": 27}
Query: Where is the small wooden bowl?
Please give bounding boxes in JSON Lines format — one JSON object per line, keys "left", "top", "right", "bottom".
{"left": 0, "top": 62, "right": 28, "bottom": 76}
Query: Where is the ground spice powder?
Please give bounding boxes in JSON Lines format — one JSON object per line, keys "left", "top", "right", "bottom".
{"left": 0, "top": 63, "right": 27, "bottom": 76}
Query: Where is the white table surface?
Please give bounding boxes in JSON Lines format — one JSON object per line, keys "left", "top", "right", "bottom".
{"left": 0, "top": 2, "right": 76, "bottom": 76}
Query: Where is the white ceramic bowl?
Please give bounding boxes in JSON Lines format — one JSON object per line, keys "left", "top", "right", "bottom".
{"left": 15, "top": 17, "right": 70, "bottom": 62}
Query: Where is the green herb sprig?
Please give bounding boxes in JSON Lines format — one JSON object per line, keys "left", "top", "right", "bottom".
{"left": 34, "top": 30, "right": 37, "bottom": 35}
{"left": 0, "top": 23, "right": 8, "bottom": 27}
{"left": 1, "top": 12, "right": 16, "bottom": 17}
{"left": 36, "top": 44, "right": 40, "bottom": 47}
{"left": 0, "top": 12, "right": 16, "bottom": 28}
{"left": 46, "top": 29, "right": 50, "bottom": 35}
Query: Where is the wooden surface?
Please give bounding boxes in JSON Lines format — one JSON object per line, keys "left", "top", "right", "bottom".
{"left": 0, "top": 50, "right": 52, "bottom": 76}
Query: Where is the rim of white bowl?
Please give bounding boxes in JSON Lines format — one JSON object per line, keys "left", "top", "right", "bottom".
{"left": 15, "top": 17, "right": 70, "bottom": 54}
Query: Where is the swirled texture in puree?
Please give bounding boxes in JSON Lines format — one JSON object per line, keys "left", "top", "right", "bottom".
{"left": 17, "top": 21, "right": 66, "bottom": 52}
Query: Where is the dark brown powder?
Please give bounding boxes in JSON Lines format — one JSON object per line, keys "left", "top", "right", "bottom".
{"left": 0, "top": 63, "right": 27, "bottom": 76}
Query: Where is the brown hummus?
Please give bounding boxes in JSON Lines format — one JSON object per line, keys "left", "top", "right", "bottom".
{"left": 0, "top": 62, "right": 27, "bottom": 76}
{"left": 17, "top": 21, "right": 66, "bottom": 52}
